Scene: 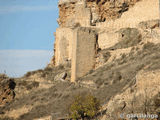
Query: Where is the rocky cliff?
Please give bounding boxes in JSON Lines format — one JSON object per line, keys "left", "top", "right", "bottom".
{"left": 57, "top": 0, "right": 141, "bottom": 27}
{"left": 0, "top": 0, "right": 160, "bottom": 120}
{"left": 52, "top": 0, "right": 159, "bottom": 82}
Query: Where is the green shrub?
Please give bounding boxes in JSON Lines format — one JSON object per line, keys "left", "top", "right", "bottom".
{"left": 69, "top": 94, "right": 101, "bottom": 119}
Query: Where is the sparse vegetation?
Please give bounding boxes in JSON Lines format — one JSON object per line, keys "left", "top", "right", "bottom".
{"left": 0, "top": 74, "right": 8, "bottom": 81}
{"left": 69, "top": 94, "right": 101, "bottom": 119}
{"left": 25, "top": 81, "right": 39, "bottom": 90}
{"left": 17, "top": 80, "right": 39, "bottom": 90}
{"left": 109, "top": 28, "right": 142, "bottom": 50}
{"left": 1, "top": 34, "right": 160, "bottom": 120}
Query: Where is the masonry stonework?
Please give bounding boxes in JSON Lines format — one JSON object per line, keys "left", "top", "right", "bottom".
{"left": 74, "top": 1, "right": 91, "bottom": 27}
{"left": 96, "top": 0, "right": 159, "bottom": 29}
{"left": 52, "top": 0, "right": 159, "bottom": 82}
{"left": 98, "top": 31, "right": 119, "bottom": 50}
{"left": 71, "top": 27, "right": 97, "bottom": 82}
{"left": 55, "top": 28, "right": 74, "bottom": 65}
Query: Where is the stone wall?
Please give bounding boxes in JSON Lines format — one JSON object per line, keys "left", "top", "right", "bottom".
{"left": 96, "top": 0, "right": 159, "bottom": 50}
{"left": 71, "top": 27, "right": 97, "bottom": 82}
{"left": 98, "top": 30, "right": 119, "bottom": 50}
{"left": 74, "top": 2, "right": 91, "bottom": 27}
{"left": 58, "top": 0, "right": 159, "bottom": 28}
{"left": 52, "top": 0, "right": 160, "bottom": 81}
{"left": 96, "top": 0, "right": 159, "bottom": 29}
{"left": 54, "top": 28, "right": 74, "bottom": 65}
{"left": 58, "top": 1, "right": 76, "bottom": 27}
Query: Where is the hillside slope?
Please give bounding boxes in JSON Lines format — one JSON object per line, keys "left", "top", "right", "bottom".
{"left": 0, "top": 0, "right": 160, "bottom": 119}
{"left": 0, "top": 20, "right": 160, "bottom": 120}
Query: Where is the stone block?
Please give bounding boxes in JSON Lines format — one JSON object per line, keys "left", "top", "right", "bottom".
{"left": 98, "top": 31, "right": 119, "bottom": 49}
{"left": 71, "top": 27, "right": 97, "bottom": 82}
{"left": 55, "top": 28, "right": 74, "bottom": 65}
{"left": 74, "top": 2, "right": 91, "bottom": 27}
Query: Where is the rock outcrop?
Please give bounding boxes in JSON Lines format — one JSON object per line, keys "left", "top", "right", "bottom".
{"left": 58, "top": 0, "right": 141, "bottom": 27}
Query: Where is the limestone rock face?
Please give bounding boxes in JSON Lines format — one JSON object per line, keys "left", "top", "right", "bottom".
{"left": 86, "top": 0, "right": 140, "bottom": 22}
{"left": 57, "top": 0, "right": 141, "bottom": 27}
{"left": 0, "top": 74, "right": 16, "bottom": 106}
{"left": 58, "top": 1, "right": 76, "bottom": 27}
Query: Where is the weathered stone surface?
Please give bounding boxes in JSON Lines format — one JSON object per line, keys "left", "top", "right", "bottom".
{"left": 51, "top": 0, "right": 159, "bottom": 82}
{"left": 58, "top": 0, "right": 159, "bottom": 28}
{"left": 71, "top": 27, "right": 97, "bottom": 82}
{"left": 87, "top": 0, "right": 130, "bottom": 22}
{"left": 110, "top": 28, "right": 142, "bottom": 49}
{"left": 98, "top": 30, "right": 119, "bottom": 49}
{"left": 138, "top": 19, "right": 160, "bottom": 29}
{"left": 54, "top": 28, "right": 74, "bottom": 66}
{"left": 59, "top": 0, "right": 76, "bottom": 5}
{"left": 58, "top": 0, "right": 141, "bottom": 27}
{"left": 96, "top": 0, "right": 159, "bottom": 29}
{"left": 58, "top": 1, "right": 76, "bottom": 27}
{"left": 74, "top": 1, "right": 91, "bottom": 27}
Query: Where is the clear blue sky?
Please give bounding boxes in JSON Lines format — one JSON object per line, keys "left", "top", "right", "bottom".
{"left": 0, "top": 0, "right": 58, "bottom": 50}
{"left": 0, "top": 0, "right": 59, "bottom": 77}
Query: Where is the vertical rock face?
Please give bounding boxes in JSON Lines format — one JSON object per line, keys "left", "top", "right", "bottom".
{"left": 51, "top": 0, "right": 159, "bottom": 81}
{"left": 87, "top": 0, "right": 140, "bottom": 23}
{"left": 58, "top": 1, "right": 76, "bottom": 27}
{"left": 57, "top": 0, "right": 141, "bottom": 27}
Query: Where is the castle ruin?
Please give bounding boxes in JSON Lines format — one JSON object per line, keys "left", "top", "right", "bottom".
{"left": 53, "top": 0, "right": 159, "bottom": 82}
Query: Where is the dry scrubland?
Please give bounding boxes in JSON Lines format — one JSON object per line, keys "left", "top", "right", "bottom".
{"left": 0, "top": 0, "right": 160, "bottom": 120}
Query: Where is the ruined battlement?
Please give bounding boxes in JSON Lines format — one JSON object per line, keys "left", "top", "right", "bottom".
{"left": 52, "top": 0, "right": 159, "bottom": 82}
